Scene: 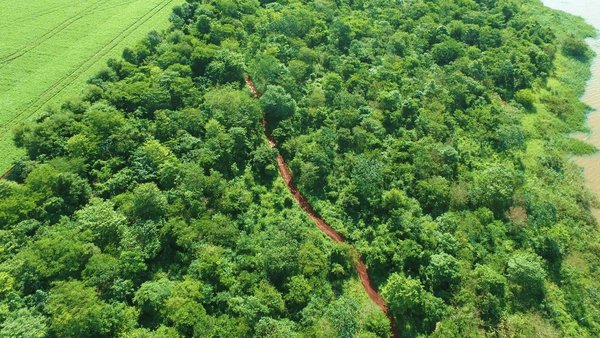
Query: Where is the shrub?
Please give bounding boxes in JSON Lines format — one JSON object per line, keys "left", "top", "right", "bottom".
{"left": 515, "top": 89, "right": 535, "bottom": 110}
{"left": 562, "top": 36, "right": 589, "bottom": 59}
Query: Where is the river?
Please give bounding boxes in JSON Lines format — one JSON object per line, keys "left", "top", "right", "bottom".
{"left": 542, "top": 0, "right": 600, "bottom": 216}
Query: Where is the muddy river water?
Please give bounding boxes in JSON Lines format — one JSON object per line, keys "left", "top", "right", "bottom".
{"left": 542, "top": 0, "right": 600, "bottom": 213}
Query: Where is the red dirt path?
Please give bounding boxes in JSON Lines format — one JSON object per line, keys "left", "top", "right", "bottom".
{"left": 245, "top": 76, "right": 400, "bottom": 338}
{"left": 0, "top": 76, "right": 400, "bottom": 336}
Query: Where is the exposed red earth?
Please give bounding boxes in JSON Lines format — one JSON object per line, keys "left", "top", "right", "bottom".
{"left": 0, "top": 75, "right": 401, "bottom": 336}
{"left": 245, "top": 76, "right": 400, "bottom": 338}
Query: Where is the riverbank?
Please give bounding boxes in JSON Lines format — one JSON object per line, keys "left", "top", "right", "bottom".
{"left": 542, "top": 0, "right": 600, "bottom": 218}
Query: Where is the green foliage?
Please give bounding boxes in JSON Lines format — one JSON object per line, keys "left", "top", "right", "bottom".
{"left": 75, "top": 199, "right": 126, "bottom": 249}
{"left": 563, "top": 35, "right": 590, "bottom": 60}
{"left": 514, "top": 88, "right": 536, "bottom": 110}
{"left": 431, "top": 39, "right": 465, "bottom": 65}
{"left": 424, "top": 253, "right": 461, "bottom": 297}
{"left": 0, "top": 308, "right": 47, "bottom": 338}
{"left": 260, "top": 85, "right": 297, "bottom": 122}
{"left": 382, "top": 273, "right": 447, "bottom": 336}
{"left": 120, "top": 183, "right": 168, "bottom": 221}
{"left": 472, "top": 264, "right": 507, "bottom": 326}
{"left": 470, "top": 162, "right": 521, "bottom": 215}
{"left": 1, "top": 1, "right": 599, "bottom": 337}
{"left": 325, "top": 296, "right": 361, "bottom": 338}
{"left": 15, "top": 224, "right": 96, "bottom": 292}
{"left": 563, "top": 138, "right": 597, "bottom": 155}
{"left": 46, "top": 280, "right": 136, "bottom": 337}
{"left": 507, "top": 252, "right": 547, "bottom": 308}
{"left": 255, "top": 317, "right": 299, "bottom": 338}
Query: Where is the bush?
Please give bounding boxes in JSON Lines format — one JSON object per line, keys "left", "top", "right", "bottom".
{"left": 562, "top": 36, "right": 589, "bottom": 59}
{"left": 514, "top": 89, "right": 535, "bottom": 110}
{"left": 431, "top": 39, "right": 465, "bottom": 65}
{"left": 564, "top": 138, "right": 597, "bottom": 155}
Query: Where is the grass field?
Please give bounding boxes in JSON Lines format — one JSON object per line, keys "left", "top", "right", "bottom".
{"left": 0, "top": 0, "right": 181, "bottom": 173}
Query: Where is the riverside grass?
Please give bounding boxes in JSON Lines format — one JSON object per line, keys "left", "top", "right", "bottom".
{"left": 520, "top": 1, "right": 597, "bottom": 156}
{"left": 0, "top": 0, "right": 181, "bottom": 172}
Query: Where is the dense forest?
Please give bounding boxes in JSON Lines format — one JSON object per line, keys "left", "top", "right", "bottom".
{"left": 1, "top": 0, "right": 600, "bottom": 337}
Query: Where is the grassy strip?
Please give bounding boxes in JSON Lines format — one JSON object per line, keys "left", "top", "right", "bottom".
{"left": 0, "top": 0, "right": 181, "bottom": 172}
{"left": 521, "top": 1, "right": 597, "bottom": 153}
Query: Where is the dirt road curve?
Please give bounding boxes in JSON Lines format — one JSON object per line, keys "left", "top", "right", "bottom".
{"left": 246, "top": 76, "right": 400, "bottom": 338}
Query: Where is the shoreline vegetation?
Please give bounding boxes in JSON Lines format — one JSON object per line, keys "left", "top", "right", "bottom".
{"left": 540, "top": 0, "right": 600, "bottom": 220}
{"left": 1, "top": 0, "right": 600, "bottom": 337}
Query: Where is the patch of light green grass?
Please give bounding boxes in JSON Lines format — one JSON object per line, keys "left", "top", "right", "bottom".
{"left": 0, "top": 0, "right": 182, "bottom": 173}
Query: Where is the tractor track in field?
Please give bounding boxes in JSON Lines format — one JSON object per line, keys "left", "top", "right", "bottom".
{"left": 245, "top": 76, "right": 401, "bottom": 338}
{"left": 18, "top": 0, "right": 131, "bottom": 24}
{"left": 0, "top": 2, "right": 73, "bottom": 28}
{"left": 0, "top": 11, "right": 399, "bottom": 336}
{"left": 0, "top": 0, "right": 134, "bottom": 66}
{"left": 0, "top": 0, "right": 106, "bottom": 65}
{"left": 0, "top": 0, "right": 175, "bottom": 132}
{"left": 0, "top": 166, "right": 14, "bottom": 180}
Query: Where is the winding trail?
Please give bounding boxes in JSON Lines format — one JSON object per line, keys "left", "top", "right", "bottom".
{"left": 245, "top": 76, "right": 400, "bottom": 338}
{"left": 0, "top": 75, "right": 401, "bottom": 337}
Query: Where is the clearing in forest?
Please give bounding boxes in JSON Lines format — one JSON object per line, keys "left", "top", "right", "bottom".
{"left": 0, "top": 0, "right": 180, "bottom": 172}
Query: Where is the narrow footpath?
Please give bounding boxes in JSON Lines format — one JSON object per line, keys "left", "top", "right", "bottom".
{"left": 245, "top": 76, "right": 400, "bottom": 338}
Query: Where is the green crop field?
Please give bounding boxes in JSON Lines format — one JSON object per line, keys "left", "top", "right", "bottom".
{"left": 0, "top": 0, "right": 181, "bottom": 173}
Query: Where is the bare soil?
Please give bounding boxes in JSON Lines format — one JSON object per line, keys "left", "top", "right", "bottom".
{"left": 245, "top": 76, "right": 400, "bottom": 338}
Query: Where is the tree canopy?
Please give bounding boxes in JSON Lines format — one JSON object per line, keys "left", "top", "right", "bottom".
{"left": 1, "top": 0, "right": 600, "bottom": 337}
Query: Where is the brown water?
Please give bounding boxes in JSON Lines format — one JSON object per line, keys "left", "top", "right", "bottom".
{"left": 543, "top": 0, "right": 600, "bottom": 216}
